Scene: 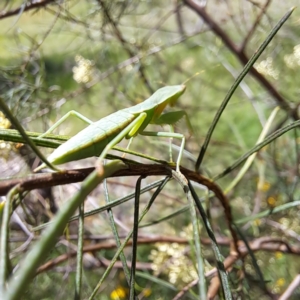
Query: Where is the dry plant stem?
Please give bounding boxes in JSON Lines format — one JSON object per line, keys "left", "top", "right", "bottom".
{"left": 97, "top": 0, "right": 153, "bottom": 93}
{"left": 279, "top": 274, "right": 300, "bottom": 300}
{"left": 240, "top": 0, "right": 272, "bottom": 51}
{"left": 0, "top": 164, "right": 236, "bottom": 240}
{"left": 172, "top": 171, "right": 206, "bottom": 298}
{"left": 174, "top": 236, "right": 296, "bottom": 299}
{"left": 36, "top": 235, "right": 300, "bottom": 275}
{"left": 0, "top": 0, "right": 56, "bottom": 20}
{"left": 0, "top": 165, "right": 226, "bottom": 201}
{"left": 172, "top": 278, "right": 198, "bottom": 300}
{"left": 2, "top": 161, "right": 126, "bottom": 300}
{"left": 0, "top": 163, "right": 238, "bottom": 253}
{"left": 0, "top": 168, "right": 94, "bottom": 196}
{"left": 183, "top": 0, "right": 298, "bottom": 119}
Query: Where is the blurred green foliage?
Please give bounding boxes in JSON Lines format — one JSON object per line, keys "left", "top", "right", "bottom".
{"left": 1, "top": 0, "right": 300, "bottom": 299}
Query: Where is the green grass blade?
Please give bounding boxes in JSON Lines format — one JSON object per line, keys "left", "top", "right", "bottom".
{"left": 103, "top": 176, "right": 134, "bottom": 295}
{"left": 189, "top": 181, "right": 232, "bottom": 300}
{"left": 195, "top": 7, "right": 295, "bottom": 171}
{"left": 0, "top": 186, "right": 21, "bottom": 296}
{"left": 223, "top": 106, "right": 280, "bottom": 193}
{"left": 0, "top": 128, "right": 67, "bottom": 148}
{"left": 68, "top": 179, "right": 167, "bottom": 223}
{"left": 88, "top": 177, "right": 169, "bottom": 299}
{"left": 33, "top": 179, "right": 167, "bottom": 233}
{"left": 171, "top": 171, "right": 206, "bottom": 298}
{"left": 74, "top": 203, "right": 84, "bottom": 300}
{"left": 2, "top": 160, "right": 126, "bottom": 300}
{"left": 214, "top": 119, "right": 300, "bottom": 180}
{"left": 140, "top": 205, "right": 190, "bottom": 228}
{"left": 235, "top": 201, "right": 300, "bottom": 225}
{"left": 129, "top": 177, "right": 143, "bottom": 300}
{"left": 0, "top": 98, "right": 60, "bottom": 171}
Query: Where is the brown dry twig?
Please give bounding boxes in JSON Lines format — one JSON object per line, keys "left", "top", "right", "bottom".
{"left": 33, "top": 233, "right": 300, "bottom": 298}
{"left": 37, "top": 235, "right": 300, "bottom": 275}
{"left": 1, "top": 162, "right": 238, "bottom": 266}
{"left": 183, "top": 0, "right": 298, "bottom": 120}
{"left": 279, "top": 274, "right": 300, "bottom": 300}
{"left": 0, "top": 163, "right": 235, "bottom": 235}
{"left": 0, "top": 0, "right": 56, "bottom": 20}
{"left": 97, "top": 0, "right": 153, "bottom": 93}
{"left": 174, "top": 236, "right": 300, "bottom": 299}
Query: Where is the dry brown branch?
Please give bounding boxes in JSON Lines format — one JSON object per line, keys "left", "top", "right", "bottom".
{"left": 37, "top": 235, "right": 189, "bottom": 274}
{"left": 1, "top": 162, "right": 237, "bottom": 251}
{"left": 1, "top": 163, "right": 236, "bottom": 238}
{"left": 173, "top": 236, "right": 300, "bottom": 299}
{"left": 97, "top": 0, "right": 153, "bottom": 93}
{"left": 240, "top": 0, "right": 272, "bottom": 51}
{"left": 35, "top": 231, "right": 300, "bottom": 298}
{"left": 36, "top": 235, "right": 300, "bottom": 276}
{"left": 0, "top": 164, "right": 220, "bottom": 196}
{"left": 183, "top": 0, "right": 298, "bottom": 119}
{"left": 0, "top": 0, "right": 56, "bottom": 20}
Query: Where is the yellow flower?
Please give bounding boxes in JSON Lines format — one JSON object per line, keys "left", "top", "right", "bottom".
{"left": 0, "top": 112, "right": 11, "bottom": 129}
{"left": 142, "top": 288, "right": 152, "bottom": 297}
{"left": 267, "top": 196, "right": 276, "bottom": 207}
{"left": 258, "top": 181, "right": 270, "bottom": 192}
{"left": 110, "top": 286, "right": 127, "bottom": 300}
{"left": 276, "top": 278, "right": 285, "bottom": 287}
{"left": 253, "top": 219, "right": 261, "bottom": 226}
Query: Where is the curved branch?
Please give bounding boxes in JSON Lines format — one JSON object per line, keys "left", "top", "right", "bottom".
{"left": 183, "top": 0, "right": 298, "bottom": 119}
{"left": 0, "top": 164, "right": 222, "bottom": 199}
{"left": 0, "top": 0, "right": 56, "bottom": 20}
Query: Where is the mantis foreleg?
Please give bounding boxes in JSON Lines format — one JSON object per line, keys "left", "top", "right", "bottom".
{"left": 96, "top": 113, "right": 147, "bottom": 173}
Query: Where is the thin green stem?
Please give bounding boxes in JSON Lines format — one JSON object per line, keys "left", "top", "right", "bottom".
{"left": 88, "top": 177, "right": 169, "bottom": 300}
{"left": 0, "top": 98, "right": 60, "bottom": 171}
{"left": 33, "top": 179, "right": 166, "bottom": 232}
{"left": 0, "top": 186, "right": 22, "bottom": 296}
{"left": 189, "top": 181, "right": 232, "bottom": 300}
{"left": 103, "top": 177, "right": 134, "bottom": 296}
{"left": 235, "top": 201, "right": 300, "bottom": 224}
{"left": 74, "top": 203, "right": 84, "bottom": 300}
{"left": 214, "top": 119, "right": 300, "bottom": 180}
{"left": 195, "top": 7, "right": 295, "bottom": 171}
{"left": 2, "top": 160, "right": 126, "bottom": 300}
{"left": 129, "top": 177, "right": 143, "bottom": 300}
{"left": 172, "top": 171, "right": 206, "bottom": 298}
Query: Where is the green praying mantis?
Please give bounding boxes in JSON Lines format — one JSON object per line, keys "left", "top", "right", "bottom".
{"left": 35, "top": 84, "right": 192, "bottom": 173}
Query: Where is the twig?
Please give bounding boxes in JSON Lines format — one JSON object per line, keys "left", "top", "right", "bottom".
{"left": 279, "top": 274, "right": 300, "bottom": 300}
{"left": 97, "top": 0, "right": 153, "bottom": 93}
{"left": 183, "top": 0, "right": 298, "bottom": 119}
{"left": 240, "top": 0, "right": 272, "bottom": 51}
{"left": 0, "top": 0, "right": 55, "bottom": 20}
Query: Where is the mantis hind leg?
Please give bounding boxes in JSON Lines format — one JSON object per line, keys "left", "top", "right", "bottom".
{"left": 168, "top": 125, "right": 175, "bottom": 163}
{"left": 122, "top": 137, "right": 134, "bottom": 158}
{"left": 148, "top": 110, "right": 191, "bottom": 172}
{"left": 140, "top": 131, "right": 185, "bottom": 173}
{"left": 38, "top": 110, "right": 93, "bottom": 138}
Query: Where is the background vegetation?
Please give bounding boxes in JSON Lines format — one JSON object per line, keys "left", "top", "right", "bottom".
{"left": 0, "top": 0, "right": 300, "bottom": 299}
